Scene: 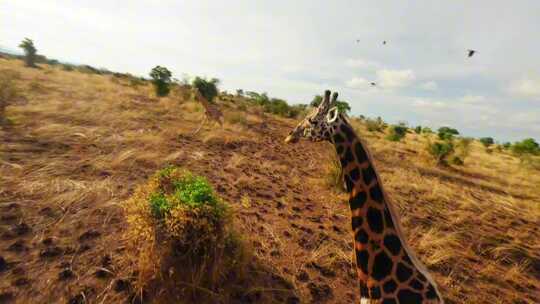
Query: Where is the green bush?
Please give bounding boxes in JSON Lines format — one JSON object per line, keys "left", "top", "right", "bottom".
{"left": 427, "top": 140, "right": 454, "bottom": 165}
{"left": 386, "top": 125, "right": 408, "bottom": 142}
{"left": 502, "top": 142, "right": 512, "bottom": 149}
{"left": 150, "top": 65, "right": 173, "bottom": 97}
{"left": 124, "top": 167, "right": 246, "bottom": 301}
{"left": 438, "top": 126, "right": 459, "bottom": 140}
{"left": 422, "top": 127, "right": 433, "bottom": 134}
{"left": 18, "top": 38, "right": 37, "bottom": 67}
{"left": 451, "top": 156, "right": 464, "bottom": 165}
{"left": 414, "top": 126, "right": 422, "bottom": 134}
{"left": 192, "top": 77, "right": 219, "bottom": 103}
{"left": 511, "top": 138, "right": 539, "bottom": 156}
{"left": 479, "top": 137, "right": 494, "bottom": 147}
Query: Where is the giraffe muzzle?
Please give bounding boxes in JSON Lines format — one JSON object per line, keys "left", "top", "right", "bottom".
{"left": 284, "top": 135, "right": 298, "bottom": 144}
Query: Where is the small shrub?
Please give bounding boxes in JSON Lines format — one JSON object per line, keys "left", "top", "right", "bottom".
{"left": 502, "top": 142, "right": 512, "bottom": 149}
{"left": 422, "top": 127, "right": 433, "bottom": 134}
{"left": 18, "top": 38, "right": 37, "bottom": 67}
{"left": 511, "top": 138, "right": 539, "bottom": 156}
{"left": 414, "top": 126, "right": 422, "bottom": 134}
{"left": 450, "top": 156, "right": 464, "bottom": 165}
{"left": 192, "top": 77, "right": 219, "bottom": 103}
{"left": 386, "top": 125, "right": 407, "bottom": 142}
{"left": 427, "top": 140, "right": 454, "bottom": 165}
{"left": 149, "top": 66, "right": 172, "bottom": 97}
{"left": 479, "top": 137, "right": 494, "bottom": 148}
{"left": 124, "top": 167, "right": 246, "bottom": 301}
{"left": 438, "top": 126, "right": 459, "bottom": 140}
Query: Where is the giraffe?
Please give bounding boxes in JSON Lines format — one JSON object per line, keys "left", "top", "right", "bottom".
{"left": 284, "top": 90, "right": 444, "bottom": 304}
{"left": 191, "top": 89, "right": 224, "bottom": 135}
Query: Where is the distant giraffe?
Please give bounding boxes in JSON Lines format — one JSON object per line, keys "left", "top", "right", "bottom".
{"left": 285, "top": 90, "right": 444, "bottom": 303}
{"left": 191, "top": 89, "right": 224, "bottom": 135}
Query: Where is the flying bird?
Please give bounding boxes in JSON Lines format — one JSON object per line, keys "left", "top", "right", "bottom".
{"left": 383, "top": 41, "right": 387, "bottom": 45}
{"left": 356, "top": 39, "right": 360, "bottom": 43}
{"left": 370, "top": 82, "right": 376, "bottom": 86}
{"left": 467, "top": 49, "right": 476, "bottom": 57}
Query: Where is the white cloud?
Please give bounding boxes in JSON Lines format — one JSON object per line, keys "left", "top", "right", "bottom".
{"left": 345, "top": 58, "right": 379, "bottom": 69}
{"left": 376, "top": 69, "right": 415, "bottom": 89}
{"left": 459, "top": 94, "right": 485, "bottom": 104}
{"left": 509, "top": 77, "right": 540, "bottom": 100}
{"left": 412, "top": 99, "right": 447, "bottom": 109}
{"left": 419, "top": 81, "right": 438, "bottom": 90}
{"left": 346, "top": 77, "right": 370, "bottom": 89}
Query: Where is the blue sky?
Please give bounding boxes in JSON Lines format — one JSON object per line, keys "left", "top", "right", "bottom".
{"left": 1, "top": 1, "right": 539, "bottom": 142}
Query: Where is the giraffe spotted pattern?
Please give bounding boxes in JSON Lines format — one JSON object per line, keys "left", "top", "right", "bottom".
{"left": 285, "top": 90, "right": 444, "bottom": 303}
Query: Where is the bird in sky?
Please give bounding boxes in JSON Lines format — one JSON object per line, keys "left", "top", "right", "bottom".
{"left": 467, "top": 49, "right": 476, "bottom": 57}
{"left": 383, "top": 40, "right": 387, "bottom": 45}
{"left": 370, "top": 82, "right": 376, "bottom": 86}
{"left": 356, "top": 39, "right": 360, "bottom": 43}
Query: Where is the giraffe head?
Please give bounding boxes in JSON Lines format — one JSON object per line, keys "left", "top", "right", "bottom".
{"left": 285, "top": 90, "right": 343, "bottom": 144}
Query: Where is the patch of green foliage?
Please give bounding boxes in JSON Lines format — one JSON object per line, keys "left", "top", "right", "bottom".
{"left": 414, "top": 126, "right": 422, "bottom": 134}
{"left": 386, "top": 125, "right": 408, "bottom": 142}
{"left": 422, "top": 127, "right": 433, "bottom": 134}
{"left": 192, "top": 77, "right": 219, "bottom": 103}
{"left": 149, "top": 167, "right": 224, "bottom": 219}
{"left": 149, "top": 192, "right": 171, "bottom": 218}
{"left": 438, "top": 126, "right": 459, "bottom": 140}
{"left": 511, "top": 138, "right": 539, "bottom": 156}
{"left": 427, "top": 140, "right": 455, "bottom": 165}
{"left": 479, "top": 137, "right": 494, "bottom": 147}
{"left": 243, "top": 91, "right": 307, "bottom": 118}
{"left": 150, "top": 66, "right": 172, "bottom": 97}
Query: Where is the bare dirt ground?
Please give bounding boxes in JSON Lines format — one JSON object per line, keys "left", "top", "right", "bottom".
{"left": 1, "top": 58, "right": 539, "bottom": 303}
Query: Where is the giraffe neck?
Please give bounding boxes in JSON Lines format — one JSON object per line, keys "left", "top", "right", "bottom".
{"left": 331, "top": 118, "right": 443, "bottom": 303}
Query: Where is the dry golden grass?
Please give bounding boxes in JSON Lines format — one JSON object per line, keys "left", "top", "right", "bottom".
{"left": 0, "top": 57, "right": 539, "bottom": 304}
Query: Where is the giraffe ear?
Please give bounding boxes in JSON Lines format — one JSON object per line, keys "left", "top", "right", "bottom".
{"left": 330, "top": 92, "right": 338, "bottom": 107}
{"left": 318, "top": 90, "right": 332, "bottom": 112}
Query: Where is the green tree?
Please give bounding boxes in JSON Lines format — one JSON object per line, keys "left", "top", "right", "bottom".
{"left": 149, "top": 66, "right": 172, "bottom": 97}
{"left": 386, "top": 125, "right": 408, "bottom": 142}
{"left": 192, "top": 77, "right": 220, "bottom": 103}
{"left": 511, "top": 138, "right": 539, "bottom": 156}
{"left": 502, "top": 142, "right": 512, "bottom": 149}
{"left": 437, "top": 126, "right": 459, "bottom": 140}
{"left": 414, "top": 126, "right": 422, "bottom": 134}
{"left": 18, "top": 38, "right": 37, "bottom": 67}
{"left": 310, "top": 95, "right": 351, "bottom": 114}
{"left": 422, "top": 127, "right": 433, "bottom": 134}
{"left": 428, "top": 141, "right": 455, "bottom": 165}
{"left": 479, "top": 137, "right": 494, "bottom": 147}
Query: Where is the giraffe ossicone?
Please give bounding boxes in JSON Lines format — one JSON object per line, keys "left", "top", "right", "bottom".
{"left": 285, "top": 90, "right": 444, "bottom": 304}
